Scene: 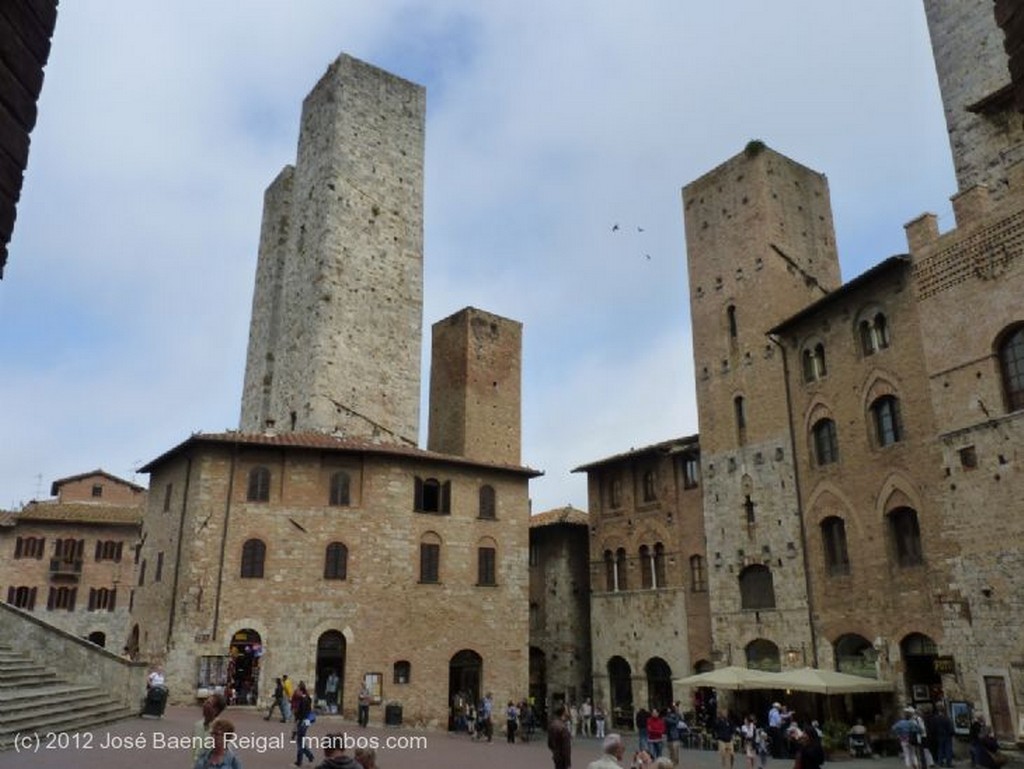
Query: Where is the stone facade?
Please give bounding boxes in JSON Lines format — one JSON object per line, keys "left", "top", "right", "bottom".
{"left": 428, "top": 307, "right": 522, "bottom": 466}
{"left": 132, "top": 432, "right": 536, "bottom": 726}
{"left": 574, "top": 437, "right": 711, "bottom": 727}
{"left": 0, "top": 471, "right": 143, "bottom": 651}
{"left": 239, "top": 54, "right": 425, "bottom": 445}
{"left": 683, "top": 147, "right": 839, "bottom": 675}
{"left": 528, "top": 506, "right": 591, "bottom": 714}
{"left": 923, "top": 0, "right": 1024, "bottom": 201}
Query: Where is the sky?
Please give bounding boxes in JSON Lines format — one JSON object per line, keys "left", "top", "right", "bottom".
{"left": 0, "top": 2, "right": 957, "bottom": 512}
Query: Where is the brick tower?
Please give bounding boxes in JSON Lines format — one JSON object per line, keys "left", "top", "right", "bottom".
{"left": 239, "top": 54, "right": 426, "bottom": 445}
{"left": 682, "top": 143, "right": 841, "bottom": 668}
{"left": 427, "top": 307, "right": 522, "bottom": 466}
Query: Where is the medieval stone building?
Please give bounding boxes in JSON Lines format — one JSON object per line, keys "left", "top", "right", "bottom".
{"left": 0, "top": 470, "right": 143, "bottom": 649}
{"left": 131, "top": 55, "right": 537, "bottom": 727}
{"left": 574, "top": 437, "right": 710, "bottom": 726}
{"left": 578, "top": 0, "right": 1024, "bottom": 740}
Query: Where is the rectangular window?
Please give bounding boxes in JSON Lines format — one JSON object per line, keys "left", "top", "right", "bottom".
{"left": 682, "top": 456, "right": 700, "bottom": 489}
{"left": 163, "top": 483, "right": 173, "bottom": 512}
{"left": 419, "top": 543, "right": 440, "bottom": 584}
{"left": 958, "top": 446, "right": 978, "bottom": 470}
{"left": 478, "top": 547, "right": 496, "bottom": 586}
{"left": 91, "top": 484, "right": 103, "bottom": 498}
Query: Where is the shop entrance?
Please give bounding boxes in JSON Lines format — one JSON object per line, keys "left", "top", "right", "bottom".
{"left": 315, "top": 630, "right": 346, "bottom": 713}
{"left": 228, "top": 628, "right": 263, "bottom": 705}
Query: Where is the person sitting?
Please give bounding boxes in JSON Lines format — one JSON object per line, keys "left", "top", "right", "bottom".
{"left": 848, "top": 718, "right": 872, "bottom": 757}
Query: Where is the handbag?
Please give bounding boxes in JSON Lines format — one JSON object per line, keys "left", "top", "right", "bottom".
{"left": 307, "top": 710, "right": 316, "bottom": 724}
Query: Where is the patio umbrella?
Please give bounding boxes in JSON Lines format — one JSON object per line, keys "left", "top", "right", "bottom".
{"left": 674, "top": 665, "right": 780, "bottom": 691}
{"left": 764, "top": 667, "right": 894, "bottom": 694}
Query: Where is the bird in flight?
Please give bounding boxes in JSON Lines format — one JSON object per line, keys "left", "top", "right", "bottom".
{"left": 611, "top": 223, "right": 620, "bottom": 232}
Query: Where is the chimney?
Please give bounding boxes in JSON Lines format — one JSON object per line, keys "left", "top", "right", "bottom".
{"left": 904, "top": 213, "right": 939, "bottom": 254}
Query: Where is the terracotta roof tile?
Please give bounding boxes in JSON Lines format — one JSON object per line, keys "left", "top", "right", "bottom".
{"left": 530, "top": 505, "right": 589, "bottom": 528}
{"left": 15, "top": 501, "right": 143, "bottom": 526}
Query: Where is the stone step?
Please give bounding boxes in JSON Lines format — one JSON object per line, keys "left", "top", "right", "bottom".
{"left": 0, "top": 670, "right": 58, "bottom": 688}
{"left": 0, "top": 682, "right": 99, "bottom": 705}
{"left": 0, "top": 704, "right": 138, "bottom": 750}
{"left": 0, "top": 690, "right": 122, "bottom": 732}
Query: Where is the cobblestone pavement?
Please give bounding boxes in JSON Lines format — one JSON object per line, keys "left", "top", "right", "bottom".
{"left": 0, "top": 706, "right": 943, "bottom": 769}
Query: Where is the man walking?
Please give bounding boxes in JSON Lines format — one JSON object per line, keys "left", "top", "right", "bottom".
{"left": 549, "top": 704, "right": 573, "bottom": 769}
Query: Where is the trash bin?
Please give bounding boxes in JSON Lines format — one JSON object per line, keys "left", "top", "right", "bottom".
{"left": 385, "top": 702, "right": 402, "bottom": 726}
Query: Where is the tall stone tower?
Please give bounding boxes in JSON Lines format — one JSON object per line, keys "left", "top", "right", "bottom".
{"left": 239, "top": 54, "right": 426, "bottom": 445}
{"left": 682, "top": 143, "right": 841, "bottom": 668}
{"left": 923, "top": 0, "right": 1024, "bottom": 199}
{"left": 427, "top": 307, "right": 522, "bottom": 465}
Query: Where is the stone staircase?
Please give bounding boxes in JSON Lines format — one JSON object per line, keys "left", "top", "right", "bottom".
{"left": 0, "top": 643, "right": 137, "bottom": 749}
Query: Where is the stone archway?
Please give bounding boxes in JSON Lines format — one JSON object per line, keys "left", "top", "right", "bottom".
{"left": 449, "top": 649, "right": 482, "bottom": 731}
{"left": 607, "top": 656, "right": 634, "bottom": 729}
{"left": 315, "top": 630, "right": 346, "bottom": 713}
{"left": 228, "top": 628, "right": 263, "bottom": 705}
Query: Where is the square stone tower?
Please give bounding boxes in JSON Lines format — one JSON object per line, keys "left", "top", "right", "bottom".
{"left": 240, "top": 54, "right": 426, "bottom": 445}
{"left": 923, "top": 0, "right": 1024, "bottom": 199}
{"left": 683, "top": 143, "right": 840, "bottom": 669}
{"left": 427, "top": 307, "right": 522, "bottom": 466}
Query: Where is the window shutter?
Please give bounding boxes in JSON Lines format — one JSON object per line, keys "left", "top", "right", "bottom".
{"left": 109, "top": 588, "right": 117, "bottom": 612}
{"left": 414, "top": 477, "right": 424, "bottom": 511}
{"left": 75, "top": 540, "right": 84, "bottom": 560}
{"left": 29, "top": 587, "right": 37, "bottom": 610}
{"left": 47, "top": 588, "right": 55, "bottom": 610}
{"left": 115, "top": 542, "right": 123, "bottom": 562}
{"left": 36, "top": 538, "right": 44, "bottom": 559}
{"left": 6, "top": 586, "right": 13, "bottom": 603}
{"left": 441, "top": 481, "right": 451, "bottom": 514}
{"left": 68, "top": 588, "right": 77, "bottom": 611}
{"left": 95, "top": 541, "right": 102, "bottom": 561}
{"left": 88, "top": 589, "right": 97, "bottom": 611}
{"left": 14, "top": 538, "right": 22, "bottom": 559}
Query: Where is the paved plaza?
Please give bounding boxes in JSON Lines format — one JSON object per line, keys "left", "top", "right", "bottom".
{"left": 0, "top": 705, "right": 931, "bottom": 769}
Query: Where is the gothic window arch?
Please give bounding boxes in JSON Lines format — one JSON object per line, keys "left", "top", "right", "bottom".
{"left": 802, "top": 342, "right": 827, "bottom": 382}
{"left": 414, "top": 477, "right": 451, "bottom": 514}
{"left": 241, "top": 539, "right": 266, "bottom": 578}
{"left": 997, "top": 323, "right": 1024, "bottom": 412}
{"left": 739, "top": 564, "right": 775, "bottom": 609}
{"left": 812, "top": 418, "right": 839, "bottom": 466}
{"left": 247, "top": 466, "right": 271, "bottom": 502}
{"left": 858, "top": 310, "right": 891, "bottom": 356}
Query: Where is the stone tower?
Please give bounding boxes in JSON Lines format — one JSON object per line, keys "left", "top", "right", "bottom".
{"left": 923, "top": 0, "right": 1024, "bottom": 199}
{"left": 239, "top": 54, "right": 426, "bottom": 445}
{"left": 427, "top": 307, "right": 522, "bottom": 465}
{"left": 682, "top": 143, "right": 841, "bottom": 668}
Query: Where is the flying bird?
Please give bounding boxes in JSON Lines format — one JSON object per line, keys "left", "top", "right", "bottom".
{"left": 611, "top": 223, "right": 620, "bottom": 232}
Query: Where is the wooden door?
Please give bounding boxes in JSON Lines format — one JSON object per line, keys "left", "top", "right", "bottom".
{"left": 984, "top": 676, "right": 1013, "bottom": 740}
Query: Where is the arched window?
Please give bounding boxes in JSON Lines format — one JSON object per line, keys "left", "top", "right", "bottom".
{"left": 871, "top": 395, "right": 903, "bottom": 447}
{"left": 998, "top": 324, "right": 1024, "bottom": 412}
{"left": 812, "top": 418, "right": 839, "bottom": 466}
{"left": 739, "top": 564, "right": 775, "bottom": 609}
{"left": 653, "top": 543, "right": 666, "bottom": 588}
{"left": 820, "top": 516, "right": 850, "bottom": 576}
{"left": 859, "top": 312, "right": 890, "bottom": 355}
{"left": 393, "top": 660, "right": 411, "bottom": 685}
{"left": 414, "top": 477, "right": 451, "bottom": 514}
{"left": 802, "top": 343, "right": 827, "bottom": 382}
{"left": 689, "top": 555, "right": 707, "bottom": 592}
{"left": 324, "top": 542, "right": 348, "bottom": 580}
{"left": 642, "top": 470, "right": 657, "bottom": 502}
{"left": 745, "top": 639, "right": 782, "bottom": 672}
{"left": 889, "top": 507, "right": 923, "bottom": 567}
{"left": 604, "top": 550, "right": 615, "bottom": 592}
{"left": 329, "top": 471, "right": 351, "bottom": 507}
{"left": 615, "top": 547, "right": 628, "bottom": 591}
{"left": 478, "top": 485, "right": 496, "bottom": 519}
{"left": 247, "top": 466, "right": 271, "bottom": 502}
{"left": 419, "top": 533, "right": 441, "bottom": 584}
{"left": 241, "top": 539, "right": 266, "bottom": 578}
{"left": 640, "top": 545, "right": 653, "bottom": 589}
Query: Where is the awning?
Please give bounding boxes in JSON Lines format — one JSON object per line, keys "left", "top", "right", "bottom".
{"left": 674, "top": 665, "right": 781, "bottom": 691}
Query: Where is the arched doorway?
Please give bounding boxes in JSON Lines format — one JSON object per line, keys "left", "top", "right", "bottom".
{"left": 834, "top": 634, "right": 877, "bottom": 678}
{"left": 745, "top": 639, "right": 781, "bottom": 672}
{"left": 315, "top": 630, "right": 346, "bottom": 713}
{"left": 449, "top": 649, "right": 482, "bottom": 731}
{"left": 901, "top": 633, "right": 939, "bottom": 705}
{"left": 608, "top": 656, "right": 633, "bottom": 729}
{"left": 645, "top": 657, "right": 673, "bottom": 711}
{"left": 87, "top": 631, "right": 106, "bottom": 647}
{"left": 529, "top": 646, "right": 548, "bottom": 725}
{"left": 228, "top": 628, "right": 263, "bottom": 705}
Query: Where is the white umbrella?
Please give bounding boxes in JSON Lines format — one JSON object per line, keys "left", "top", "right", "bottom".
{"left": 674, "top": 665, "right": 781, "bottom": 691}
{"left": 763, "top": 667, "right": 893, "bottom": 695}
